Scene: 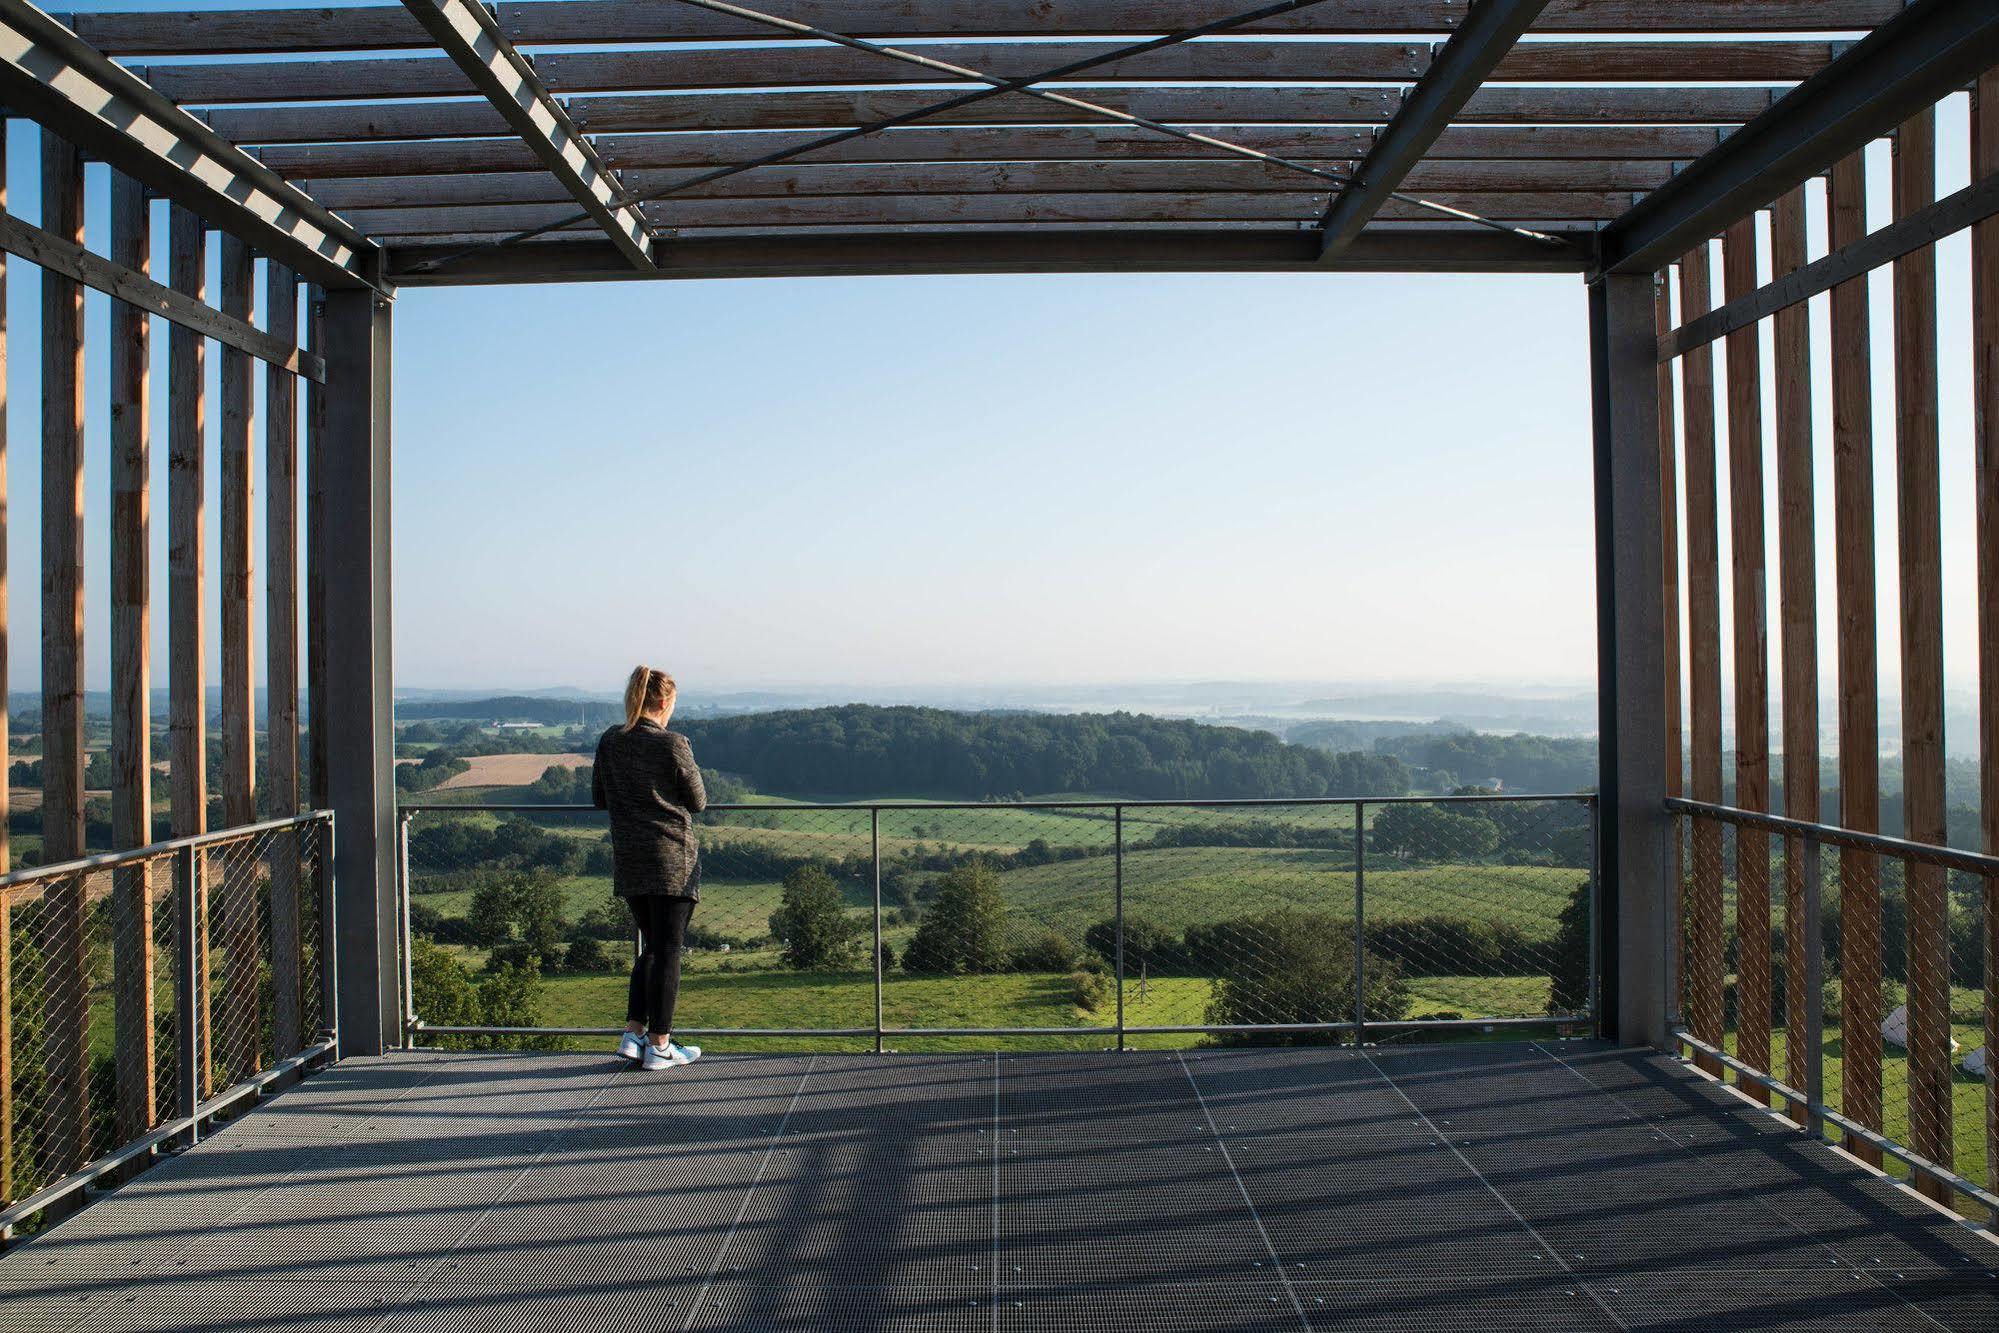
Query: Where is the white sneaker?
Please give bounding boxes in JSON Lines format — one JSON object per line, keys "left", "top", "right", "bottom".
{"left": 641, "top": 1040, "right": 700, "bottom": 1071}
{"left": 617, "top": 1032, "right": 644, "bottom": 1061}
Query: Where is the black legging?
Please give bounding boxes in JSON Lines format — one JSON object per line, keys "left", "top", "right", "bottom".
{"left": 627, "top": 894, "right": 696, "bottom": 1035}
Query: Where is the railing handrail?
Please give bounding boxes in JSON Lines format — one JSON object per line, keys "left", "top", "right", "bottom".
{"left": 1665, "top": 796, "right": 1999, "bottom": 876}
{"left": 0, "top": 809, "right": 335, "bottom": 895}
{"left": 397, "top": 791, "right": 1597, "bottom": 815}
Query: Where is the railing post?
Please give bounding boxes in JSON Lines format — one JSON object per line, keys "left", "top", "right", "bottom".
{"left": 1589, "top": 798, "right": 1603, "bottom": 1033}
{"left": 1114, "top": 806, "right": 1126, "bottom": 1052}
{"left": 1801, "top": 831, "right": 1825, "bottom": 1140}
{"left": 397, "top": 811, "right": 414, "bottom": 1049}
{"left": 1661, "top": 805, "right": 1681, "bottom": 1033}
{"left": 320, "top": 815, "right": 340, "bottom": 1061}
{"left": 871, "top": 807, "right": 883, "bottom": 1055}
{"left": 1354, "top": 800, "right": 1367, "bottom": 1048}
{"left": 175, "top": 842, "right": 201, "bottom": 1143}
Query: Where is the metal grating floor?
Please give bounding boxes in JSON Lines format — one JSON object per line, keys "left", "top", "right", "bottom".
{"left": 1, "top": 1041, "right": 1994, "bottom": 1331}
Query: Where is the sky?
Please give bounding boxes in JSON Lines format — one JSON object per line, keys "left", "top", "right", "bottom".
{"left": 0, "top": 31, "right": 1986, "bottom": 717}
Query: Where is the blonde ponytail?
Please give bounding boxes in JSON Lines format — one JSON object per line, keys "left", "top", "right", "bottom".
{"left": 622, "top": 665, "right": 677, "bottom": 730}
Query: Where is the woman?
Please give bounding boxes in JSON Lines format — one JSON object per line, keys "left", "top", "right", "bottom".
{"left": 593, "top": 665, "right": 707, "bottom": 1071}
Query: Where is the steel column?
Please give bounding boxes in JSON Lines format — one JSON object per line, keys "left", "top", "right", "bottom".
{"left": 871, "top": 808, "right": 883, "bottom": 1054}
{"left": 320, "top": 288, "right": 398, "bottom": 1056}
{"left": 1354, "top": 800, "right": 1367, "bottom": 1047}
{"left": 1590, "top": 270, "right": 1669, "bottom": 1046}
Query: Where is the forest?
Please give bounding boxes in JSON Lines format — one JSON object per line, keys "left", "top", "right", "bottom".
{"left": 674, "top": 705, "right": 1411, "bottom": 801}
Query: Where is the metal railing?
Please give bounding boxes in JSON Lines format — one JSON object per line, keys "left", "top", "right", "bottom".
{"left": 0, "top": 811, "right": 337, "bottom": 1239}
{"left": 1665, "top": 797, "right": 1999, "bottom": 1226}
{"left": 396, "top": 793, "right": 1596, "bottom": 1050}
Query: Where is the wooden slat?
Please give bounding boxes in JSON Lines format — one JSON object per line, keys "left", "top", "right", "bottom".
{"left": 1769, "top": 184, "right": 1817, "bottom": 1112}
{"left": 1679, "top": 242, "right": 1726, "bottom": 1076}
{"left": 136, "top": 40, "right": 1832, "bottom": 105}
{"left": 68, "top": 1, "right": 1901, "bottom": 54}
{"left": 167, "top": 205, "right": 210, "bottom": 1097}
{"left": 1892, "top": 106, "right": 1952, "bottom": 1201}
{"left": 266, "top": 265, "right": 301, "bottom": 1058}
{"left": 305, "top": 158, "right": 1675, "bottom": 210}
{"left": 108, "top": 171, "right": 155, "bottom": 1142}
{"left": 1722, "top": 216, "right": 1772, "bottom": 1104}
{"left": 1974, "top": 66, "right": 1999, "bottom": 1201}
{"left": 218, "top": 234, "right": 257, "bottom": 1081}
{"left": 259, "top": 125, "right": 1723, "bottom": 179}
{"left": 206, "top": 85, "right": 1777, "bottom": 144}
{"left": 1656, "top": 268, "right": 1685, "bottom": 1054}
{"left": 1827, "top": 149, "right": 1883, "bottom": 1164}
{"left": 345, "top": 190, "right": 1634, "bottom": 236}
{"left": 39, "top": 130, "right": 88, "bottom": 1176}
{"left": 0, "top": 121, "right": 11, "bottom": 1206}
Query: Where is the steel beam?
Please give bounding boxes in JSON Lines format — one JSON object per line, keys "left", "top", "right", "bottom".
{"left": 398, "top": 0, "right": 653, "bottom": 268}
{"left": 1590, "top": 270, "right": 1668, "bottom": 1047}
{"left": 1596, "top": 0, "right": 1999, "bottom": 277}
{"left": 319, "top": 289, "right": 398, "bottom": 1056}
{"left": 1317, "top": 0, "right": 1550, "bottom": 261}
{"left": 0, "top": 0, "right": 377, "bottom": 290}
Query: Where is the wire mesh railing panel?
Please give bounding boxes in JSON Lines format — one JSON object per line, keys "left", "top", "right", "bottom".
{"left": 0, "top": 813, "right": 334, "bottom": 1226}
{"left": 1364, "top": 797, "right": 1595, "bottom": 1041}
{"left": 1117, "top": 802, "right": 1358, "bottom": 1040}
{"left": 879, "top": 805, "right": 1115, "bottom": 1046}
{"left": 1673, "top": 802, "right": 1996, "bottom": 1225}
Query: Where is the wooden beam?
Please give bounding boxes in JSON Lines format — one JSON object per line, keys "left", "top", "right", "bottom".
{"left": 1974, "top": 66, "right": 1999, "bottom": 1203}
{"left": 67, "top": 2, "right": 1901, "bottom": 54}
{"left": 266, "top": 265, "right": 301, "bottom": 1058}
{"left": 397, "top": 0, "right": 652, "bottom": 268}
{"left": 344, "top": 190, "right": 1632, "bottom": 236}
{"left": 0, "top": 0, "right": 376, "bottom": 289}
{"left": 258, "top": 125, "right": 1722, "bottom": 178}
{"left": 0, "top": 209, "right": 325, "bottom": 381}
{"left": 1769, "top": 185, "right": 1818, "bottom": 1113}
{"left": 1722, "top": 216, "right": 1772, "bottom": 1104}
{"left": 218, "top": 235, "right": 257, "bottom": 1083}
{"left": 1827, "top": 150, "right": 1883, "bottom": 1164}
{"left": 1318, "top": 0, "right": 1549, "bottom": 260}
{"left": 134, "top": 39, "right": 1835, "bottom": 105}
{"left": 1679, "top": 243, "right": 1726, "bottom": 1076}
{"left": 1892, "top": 107, "right": 1952, "bottom": 1202}
{"left": 1656, "top": 271, "right": 1684, "bottom": 1018}
{"left": 302, "top": 158, "right": 1676, "bottom": 210}
{"left": 40, "top": 129, "right": 88, "bottom": 1176}
{"left": 205, "top": 86, "right": 1777, "bottom": 145}
{"left": 1660, "top": 167, "right": 1999, "bottom": 361}
{"left": 166, "top": 205, "right": 210, "bottom": 1097}
{"left": 108, "top": 170, "right": 155, "bottom": 1143}
{"left": 306, "top": 291, "right": 328, "bottom": 818}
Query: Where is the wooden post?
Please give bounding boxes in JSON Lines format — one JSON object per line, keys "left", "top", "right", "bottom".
{"left": 168, "top": 206, "right": 212, "bottom": 1097}
{"left": 1973, "top": 67, "right": 1999, "bottom": 1201}
{"left": 219, "top": 237, "right": 257, "bottom": 1080}
{"left": 1656, "top": 273, "right": 1684, "bottom": 940}
{"left": 306, "top": 291, "right": 328, "bottom": 818}
{"left": 1770, "top": 185, "right": 1818, "bottom": 1116}
{"left": 267, "top": 265, "right": 301, "bottom": 1057}
{"left": 0, "top": 121, "right": 11, "bottom": 1205}
{"left": 109, "top": 171, "right": 155, "bottom": 1141}
{"left": 1722, "top": 217, "right": 1772, "bottom": 1102}
{"left": 41, "top": 130, "right": 88, "bottom": 1174}
{"left": 1679, "top": 243, "right": 1725, "bottom": 1075}
{"left": 1828, "top": 150, "right": 1883, "bottom": 1164}
{"left": 1892, "top": 108, "right": 1952, "bottom": 1201}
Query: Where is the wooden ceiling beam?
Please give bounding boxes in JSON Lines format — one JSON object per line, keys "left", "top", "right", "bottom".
{"left": 206, "top": 85, "right": 1776, "bottom": 145}
{"left": 304, "top": 158, "right": 1673, "bottom": 209}
{"left": 139, "top": 40, "right": 1832, "bottom": 104}
{"left": 255, "top": 125, "right": 1722, "bottom": 178}
{"left": 66, "top": 2, "right": 1901, "bottom": 56}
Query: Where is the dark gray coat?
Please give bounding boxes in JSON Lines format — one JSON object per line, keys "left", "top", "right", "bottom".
{"left": 591, "top": 721, "right": 707, "bottom": 899}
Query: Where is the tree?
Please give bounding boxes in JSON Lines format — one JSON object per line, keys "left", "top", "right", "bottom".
{"left": 902, "top": 860, "right": 1008, "bottom": 974}
{"left": 1547, "top": 879, "right": 1593, "bottom": 1014}
{"left": 465, "top": 870, "right": 568, "bottom": 961}
{"left": 410, "top": 936, "right": 479, "bottom": 1029}
{"left": 1203, "top": 910, "right": 1408, "bottom": 1045}
{"left": 1368, "top": 805, "right": 1500, "bottom": 862}
{"left": 769, "top": 864, "right": 862, "bottom": 971}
